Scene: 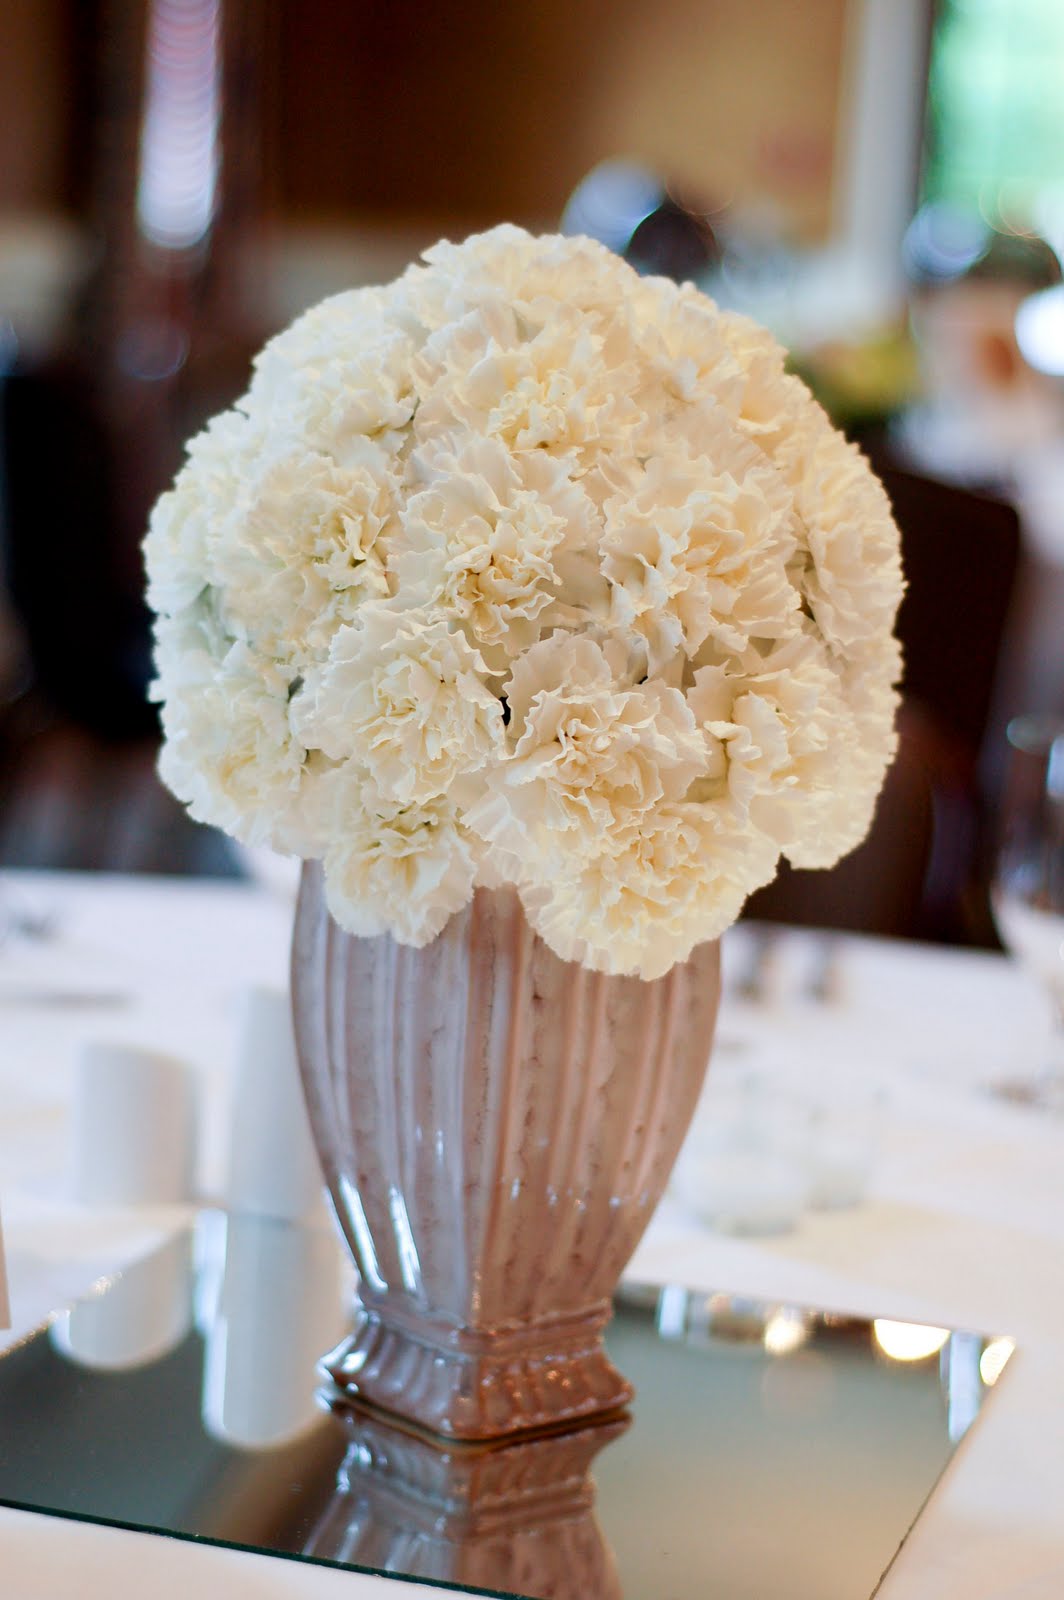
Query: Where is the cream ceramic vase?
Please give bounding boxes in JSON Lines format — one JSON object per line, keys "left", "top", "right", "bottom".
{"left": 292, "top": 862, "right": 721, "bottom": 1442}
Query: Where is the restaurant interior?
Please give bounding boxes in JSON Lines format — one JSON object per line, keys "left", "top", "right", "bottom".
{"left": 2, "top": 0, "right": 1063, "bottom": 943}
{"left": 1, "top": 4, "right": 1064, "bottom": 1600}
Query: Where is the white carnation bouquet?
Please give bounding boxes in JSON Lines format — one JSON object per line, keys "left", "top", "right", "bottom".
{"left": 146, "top": 226, "right": 903, "bottom": 979}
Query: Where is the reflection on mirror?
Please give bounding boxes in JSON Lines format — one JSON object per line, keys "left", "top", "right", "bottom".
{"left": 199, "top": 1212, "right": 347, "bottom": 1449}
{"left": 49, "top": 1231, "right": 193, "bottom": 1372}
{"left": 307, "top": 1403, "right": 626, "bottom": 1600}
{"left": 0, "top": 1214, "right": 1014, "bottom": 1600}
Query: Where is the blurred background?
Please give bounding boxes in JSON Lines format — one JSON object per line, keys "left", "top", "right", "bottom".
{"left": 1, "top": 0, "right": 1062, "bottom": 947}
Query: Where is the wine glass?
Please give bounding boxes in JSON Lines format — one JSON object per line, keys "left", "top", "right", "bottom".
{"left": 990, "top": 714, "right": 1064, "bottom": 1105}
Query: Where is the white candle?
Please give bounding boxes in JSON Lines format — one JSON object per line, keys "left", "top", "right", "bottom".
{"left": 224, "top": 986, "right": 326, "bottom": 1223}
{"left": 70, "top": 1041, "right": 198, "bottom": 1206}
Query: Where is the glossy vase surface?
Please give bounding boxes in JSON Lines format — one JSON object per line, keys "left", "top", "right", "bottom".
{"left": 292, "top": 862, "right": 720, "bottom": 1441}
{"left": 304, "top": 1404, "right": 627, "bottom": 1600}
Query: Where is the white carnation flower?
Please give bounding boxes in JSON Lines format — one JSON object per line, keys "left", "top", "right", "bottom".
{"left": 794, "top": 423, "right": 905, "bottom": 657}
{"left": 293, "top": 604, "right": 505, "bottom": 804}
{"left": 405, "top": 225, "right": 637, "bottom": 331}
{"left": 688, "top": 631, "right": 899, "bottom": 867}
{"left": 465, "top": 633, "right": 705, "bottom": 873}
{"left": 602, "top": 448, "right": 797, "bottom": 670}
{"left": 396, "top": 435, "right": 602, "bottom": 665}
{"left": 154, "top": 612, "right": 305, "bottom": 849}
{"left": 523, "top": 803, "right": 778, "bottom": 979}
{"left": 414, "top": 299, "right": 642, "bottom": 463}
{"left": 250, "top": 297, "right": 417, "bottom": 464}
{"left": 718, "top": 307, "right": 798, "bottom": 439}
{"left": 633, "top": 277, "right": 748, "bottom": 413}
{"left": 145, "top": 409, "right": 260, "bottom": 616}
{"left": 212, "top": 446, "right": 394, "bottom": 662}
{"left": 783, "top": 634, "right": 902, "bottom": 869}
{"left": 323, "top": 787, "right": 479, "bottom": 946}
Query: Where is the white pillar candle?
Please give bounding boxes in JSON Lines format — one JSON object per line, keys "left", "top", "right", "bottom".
{"left": 224, "top": 986, "right": 325, "bottom": 1223}
{"left": 71, "top": 1042, "right": 198, "bottom": 1206}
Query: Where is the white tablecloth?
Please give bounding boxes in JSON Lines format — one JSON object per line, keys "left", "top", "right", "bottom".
{"left": 2, "top": 868, "right": 1063, "bottom": 1600}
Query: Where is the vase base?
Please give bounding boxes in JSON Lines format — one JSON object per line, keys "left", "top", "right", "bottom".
{"left": 322, "top": 1300, "right": 634, "bottom": 1442}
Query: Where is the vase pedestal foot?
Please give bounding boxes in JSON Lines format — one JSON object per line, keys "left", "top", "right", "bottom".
{"left": 306, "top": 1401, "right": 628, "bottom": 1600}
{"left": 321, "top": 1299, "right": 634, "bottom": 1443}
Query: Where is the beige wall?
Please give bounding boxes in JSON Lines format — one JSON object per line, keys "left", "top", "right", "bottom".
{"left": 586, "top": 0, "right": 849, "bottom": 240}
{"left": 276, "top": 0, "right": 852, "bottom": 243}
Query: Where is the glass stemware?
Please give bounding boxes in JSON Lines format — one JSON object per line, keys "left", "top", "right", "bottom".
{"left": 990, "top": 714, "right": 1064, "bottom": 1105}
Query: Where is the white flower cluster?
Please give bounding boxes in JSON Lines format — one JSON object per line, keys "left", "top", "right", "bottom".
{"left": 146, "top": 226, "right": 903, "bottom": 979}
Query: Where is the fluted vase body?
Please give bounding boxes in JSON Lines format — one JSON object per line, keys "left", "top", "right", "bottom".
{"left": 304, "top": 1405, "right": 627, "bottom": 1600}
{"left": 292, "top": 862, "right": 720, "bottom": 1441}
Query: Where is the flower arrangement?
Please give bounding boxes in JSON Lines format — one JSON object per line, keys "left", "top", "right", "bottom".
{"left": 145, "top": 226, "right": 903, "bottom": 980}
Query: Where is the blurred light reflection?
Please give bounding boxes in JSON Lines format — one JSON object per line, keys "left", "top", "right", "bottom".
{"left": 872, "top": 1319, "right": 950, "bottom": 1362}
{"left": 137, "top": 0, "right": 221, "bottom": 251}
{"left": 561, "top": 161, "right": 662, "bottom": 254}
{"left": 903, "top": 202, "right": 988, "bottom": 284}
{"left": 763, "top": 1308, "right": 810, "bottom": 1357}
{"left": 1015, "top": 285, "right": 1064, "bottom": 374}
{"left": 945, "top": 1331, "right": 982, "bottom": 1443}
{"left": 979, "top": 1336, "right": 1016, "bottom": 1387}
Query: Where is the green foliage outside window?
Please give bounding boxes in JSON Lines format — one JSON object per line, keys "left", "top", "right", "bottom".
{"left": 925, "top": 0, "right": 1064, "bottom": 229}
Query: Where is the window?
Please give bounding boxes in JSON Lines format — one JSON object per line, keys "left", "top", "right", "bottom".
{"left": 925, "top": 0, "right": 1064, "bottom": 234}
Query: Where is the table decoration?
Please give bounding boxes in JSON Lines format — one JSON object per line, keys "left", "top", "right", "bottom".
{"left": 71, "top": 1042, "right": 198, "bottom": 1207}
{"left": 144, "top": 225, "right": 903, "bottom": 1438}
{"left": 306, "top": 1403, "right": 627, "bottom": 1600}
{"left": 224, "top": 986, "right": 324, "bottom": 1223}
{"left": 0, "top": 1217, "right": 1015, "bottom": 1600}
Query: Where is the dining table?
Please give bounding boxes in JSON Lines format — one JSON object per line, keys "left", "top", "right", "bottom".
{"left": 1, "top": 865, "right": 1063, "bottom": 1600}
